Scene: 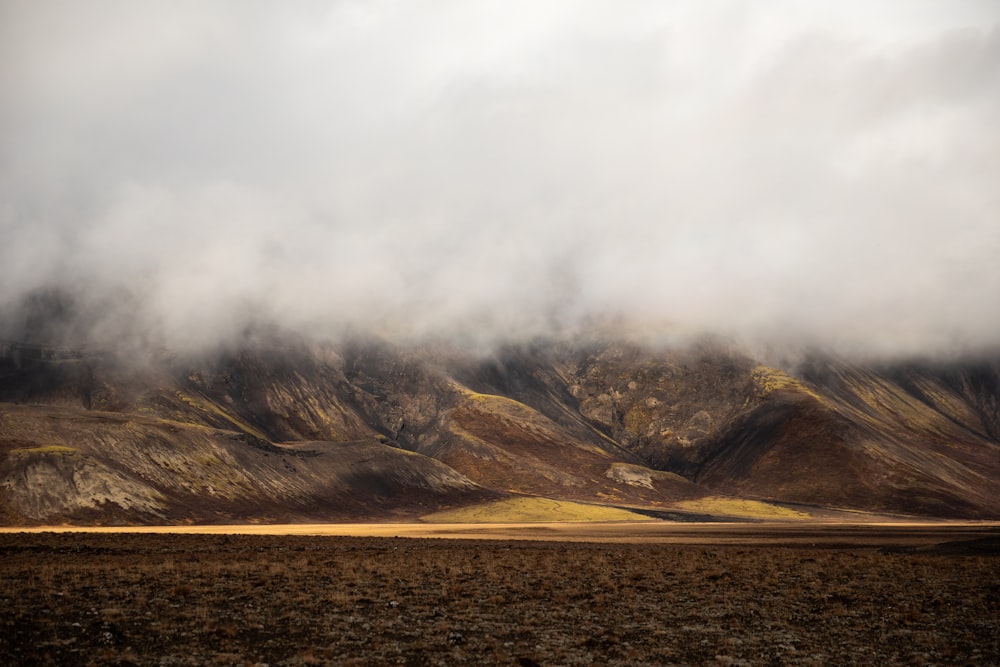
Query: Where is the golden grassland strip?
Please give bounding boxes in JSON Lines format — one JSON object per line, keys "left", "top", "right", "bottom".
{"left": 1, "top": 521, "right": 996, "bottom": 547}
{"left": 671, "top": 496, "right": 811, "bottom": 519}
{"left": 8, "top": 445, "right": 78, "bottom": 455}
{"left": 421, "top": 496, "right": 656, "bottom": 523}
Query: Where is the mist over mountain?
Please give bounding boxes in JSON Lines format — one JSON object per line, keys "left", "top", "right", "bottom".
{"left": 2, "top": 2, "right": 999, "bottom": 357}
{"left": 2, "top": 4, "right": 999, "bottom": 524}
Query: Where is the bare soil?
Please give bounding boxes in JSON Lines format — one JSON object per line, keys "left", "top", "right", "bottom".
{"left": 1, "top": 527, "right": 998, "bottom": 666}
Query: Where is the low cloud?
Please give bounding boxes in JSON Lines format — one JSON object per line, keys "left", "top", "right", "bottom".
{"left": 2, "top": 1, "right": 998, "bottom": 357}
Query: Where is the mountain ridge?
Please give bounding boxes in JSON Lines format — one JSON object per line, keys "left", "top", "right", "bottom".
{"left": 1, "top": 334, "right": 998, "bottom": 524}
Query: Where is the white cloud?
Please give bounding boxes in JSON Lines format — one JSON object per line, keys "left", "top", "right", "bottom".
{"left": 1, "top": 1, "right": 998, "bottom": 356}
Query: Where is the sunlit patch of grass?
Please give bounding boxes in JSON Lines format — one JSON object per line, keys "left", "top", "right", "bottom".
{"left": 451, "top": 385, "right": 611, "bottom": 456}
{"left": 174, "top": 391, "right": 269, "bottom": 440}
{"left": 9, "top": 445, "right": 77, "bottom": 456}
{"left": 452, "top": 385, "right": 540, "bottom": 418}
{"left": 672, "top": 496, "right": 809, "bottom": 519}
{"left": 421, "top": 496, "right": 654, "bottom": 523}
{"left": 750, "top": 367, "right": 823, "bottom": 402}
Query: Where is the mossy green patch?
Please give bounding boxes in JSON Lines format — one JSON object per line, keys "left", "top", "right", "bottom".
{"left": 10, "top": 445, "right": 79, "bottom": 456}
{"left": 672, "top": 496, "right": 809, "bottom": 519}
{"left": 622, "top": 404, "right": 649, "bottom": 434}
{"left": 751, "top": 367, "right": 823, "bottom": 402}
{"left": 9, "top": 445, "right": 78, "bottom": 456}
{"left": 455, "top": 386, "right": 534, "bottom": 412}
{"left": 421, "top": 496, "right": 654, "bottom": 523}
{"left": 174, "top": 391, "right": 269, "bottom": 440}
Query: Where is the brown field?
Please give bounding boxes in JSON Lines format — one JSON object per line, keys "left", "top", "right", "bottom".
{"left": 1, "top": 524, "right": 998, "bottom": 666}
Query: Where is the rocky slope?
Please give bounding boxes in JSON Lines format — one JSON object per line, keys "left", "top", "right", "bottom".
{"left": 1, "top": 335, "right": 998, "bottom": 524}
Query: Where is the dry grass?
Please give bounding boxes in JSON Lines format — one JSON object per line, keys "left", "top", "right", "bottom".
{"left": 1, "top": 530, "right": 997, "bottom": 666}
{"left": 420, "top": 497, "right": 653, "bottom": 523}
{"left": 671, "top": 496, "right": 810, "bottom": 519}
{"left": 8, "top": 445, "right": 78, "bottom": 456}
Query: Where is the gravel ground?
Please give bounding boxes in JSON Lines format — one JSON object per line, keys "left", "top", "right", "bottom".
{"left": 1, "top": 532, "right": 997, "bottom": 665}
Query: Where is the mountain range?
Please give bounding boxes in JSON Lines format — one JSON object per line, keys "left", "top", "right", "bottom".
{"left": 1, "top": 332, "right": 998, "bottom": 524}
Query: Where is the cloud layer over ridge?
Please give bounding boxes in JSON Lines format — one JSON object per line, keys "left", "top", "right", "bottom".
{"left": 1, "top": 1, "right": 998, "bottom": 356}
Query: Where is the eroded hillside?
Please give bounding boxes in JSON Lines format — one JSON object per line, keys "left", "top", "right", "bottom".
{"left": 1, "top": 336, "right": 998, "bottom": 524}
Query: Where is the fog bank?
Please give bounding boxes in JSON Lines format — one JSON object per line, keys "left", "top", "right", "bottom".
{"left": 2, "top": 1, "right": 998, "bottom": 357}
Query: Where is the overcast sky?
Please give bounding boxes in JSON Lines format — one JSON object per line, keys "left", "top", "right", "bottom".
{"left": 1, "top": 1, "right": 998, "bottom": 356}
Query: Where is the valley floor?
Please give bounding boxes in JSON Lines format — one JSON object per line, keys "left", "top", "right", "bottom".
{"left": 2, "top": 527, "right": 998, "bottom": 665}
{"left": 3, "top": 519, "right": 998, "bottom": 545}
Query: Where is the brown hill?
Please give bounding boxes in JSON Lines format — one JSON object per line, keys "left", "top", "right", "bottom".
{"left": 1, "top": 336, "right": 998, "bottom": 524}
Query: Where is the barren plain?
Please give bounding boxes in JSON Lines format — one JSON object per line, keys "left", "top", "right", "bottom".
{"left": 2, "top": 523, "right": 998, "bottom": 666}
